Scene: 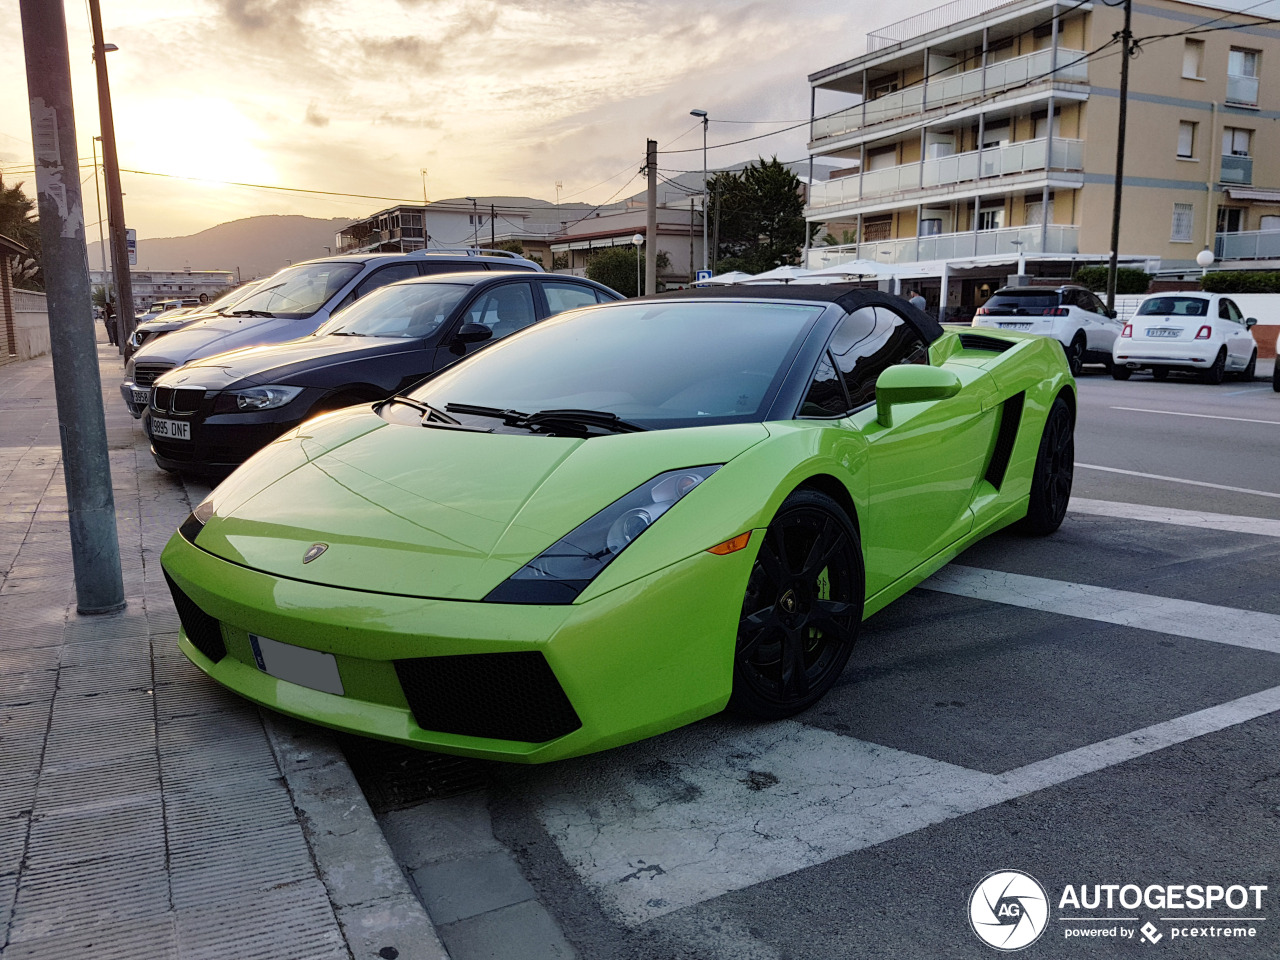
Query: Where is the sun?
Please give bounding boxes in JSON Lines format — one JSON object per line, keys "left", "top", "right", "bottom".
{"left": 117, "top": 97, "right": 276, "bottom": 187}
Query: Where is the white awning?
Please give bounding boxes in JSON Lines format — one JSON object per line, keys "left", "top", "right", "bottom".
{"left": 1225, "top": 187, "right": 1280, "bottom": 203}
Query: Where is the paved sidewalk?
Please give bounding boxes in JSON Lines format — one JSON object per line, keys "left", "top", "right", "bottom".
{"left": 0, "top": 338, "right": 443, "bottom": 959}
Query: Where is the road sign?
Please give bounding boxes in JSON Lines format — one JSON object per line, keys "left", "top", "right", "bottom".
{"left": 695, "top": 269, "right": 712, "bottom": 286}
{"left": 126, "top": 228, "right": 136, "bottom": 266}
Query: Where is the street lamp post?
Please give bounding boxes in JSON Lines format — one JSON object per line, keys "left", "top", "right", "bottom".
{"left": 690, "top": 109, "right": 709, "bottom": 275}
{"left": 466, "top": 196, "right": 478, "bottom": 248}
{"left": 632, "top": 233, "right": 644, "bottom": 297}
{"left": 1196, "top": 247, "right": 1215, "bottom": 278}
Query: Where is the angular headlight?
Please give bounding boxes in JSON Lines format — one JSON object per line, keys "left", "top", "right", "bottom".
{"left": 178, "top": 494, "right": 217, "bottom": 544}
{"left": 222, "top": 385, "right": 304, "bottom": 412}
{"left": 485, "top": 465, "right": 721, "bottom": 604}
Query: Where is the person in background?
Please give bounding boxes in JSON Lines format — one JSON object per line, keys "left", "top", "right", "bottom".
{"left": 103, "top": 298, "right": 118, "bottom": 346}
{"left": 908, "top": 288, "right": 927, "bottom": 312}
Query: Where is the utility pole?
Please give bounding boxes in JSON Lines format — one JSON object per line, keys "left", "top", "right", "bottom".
{"left": 87, "top": 0, "right": 134, "bottom": 353}
{"left": 19, "top": 0, "right": 125, "bottom": 614}
{"left": 490, "top": 203, "right": 496, "bottom": 249}
{"left": 91, "top": 137, "right": 107, "bottom": 277}
{"left": 1105, "top": 0, "right": 1133, "bottom": 313}
{"left": 645, "top": 138, "right": 657, "bottom": 296}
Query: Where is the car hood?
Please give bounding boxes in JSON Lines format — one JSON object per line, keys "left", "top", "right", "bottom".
{"left": 161, "top": 335, "right": 411, "bottom": 389}
{"left": 194, "top": 409, "right": 769, "bottom": 600}
{"left": 131, "top": 314, "right": 319, "bottom": 367}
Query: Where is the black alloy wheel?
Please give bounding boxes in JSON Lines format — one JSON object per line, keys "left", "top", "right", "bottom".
{"left": 1020, "top": 395, "right": 1074, "bottom": 536}
{"left": 1066, "top": 334, "right": 1086, "bottom": 377}
{"left": 729, "top": 490, "right": 863, "bottom": 720}
{"left": 1201, "top": 347, "right": 1227, "bottom": 385}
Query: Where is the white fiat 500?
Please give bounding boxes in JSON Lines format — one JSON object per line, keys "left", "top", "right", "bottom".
{"left": 1111, "top": 293, "right": 1258, "bottom": 384}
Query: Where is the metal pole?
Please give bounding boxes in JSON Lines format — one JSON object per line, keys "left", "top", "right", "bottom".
{"left": 701, "top": 117, "right": 709, "bottom": 272}
{"left": 87, "top": 0, "right": 135, "bottom": 354}
{"left": 1106, "top": 0, "right": 1133, "bottom": 313}
{"left": 646, "top": 138, "right": 658, "bottom": 296}
{"left": 490, "top": 203, "right": 496, "bottom": 249}
{"left": 19, "top": 0, "right": 125, "bottom": 614}
{"left": 91, "top": 137, "right": 107, "bottom": 275}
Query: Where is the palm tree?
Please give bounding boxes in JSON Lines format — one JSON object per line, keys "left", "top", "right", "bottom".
{"left": 0, "top": 175, "right": 43, "bottom": 290}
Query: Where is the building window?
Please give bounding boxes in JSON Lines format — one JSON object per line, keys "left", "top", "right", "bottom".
{"left": 1217, "top": 207, "right": 1245, "bottom": 233}
{"left": 978, "top": 206, "right": 1005, "bottom": 231}
{"left": 1177, "top": 121, "right": 1197, "bottom": 159}
{"left": 1221, "top": 127, "right": 1253, "bottom": 184}
{"left": 1228, "top": 48, "right": 1260, "bottom": 105}
{"left": 1223, "top": 127, "right": 1252, "bottom": 157}
{"left": 862, "top": 215, "right": 893, "bottom": 242}
{"left": 1171, "top": 203, "right": 1194, "bottom": 242}
{"left": 1026, "top": 198, "right": 1054, "bottom": 226}
{"left": 1261, "top": 215, "right": 1280, "bottom": 232}
{"left": 1183, "top": 39, "right": 1205, "bottom": 79}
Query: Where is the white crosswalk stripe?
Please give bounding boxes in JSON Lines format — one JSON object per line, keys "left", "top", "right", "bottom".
{"left": 1069, "top": 498, "right": 1280, "bottom": 538}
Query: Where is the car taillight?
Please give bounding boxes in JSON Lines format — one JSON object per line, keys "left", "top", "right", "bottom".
{"left": 1042, "top": 307, "right": 1069, "bottom": 316}
{"left": 975, "top": 306, "right": 989, "bottom": 315}
{"left": 1195, "top": 325, "right": 1212, "bottom": 339}
{"left": 1121, "top": 324, "right": 1132, "bottom": 338}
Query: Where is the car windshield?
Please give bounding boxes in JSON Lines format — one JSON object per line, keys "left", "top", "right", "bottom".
{"left": 984, "top": 292, "right": 1059, "bottom": 313}
{"left": 314, "top": 282, "right": 471, "bottom": 338}
{"left": 407, "top": 299, "right": 824, "bottom": 428}
{"left": 1137, "top": 296, "right": 1208, "bottom": 317}
{"left": 227, "top": 262, "right": 362, "bottom": 319}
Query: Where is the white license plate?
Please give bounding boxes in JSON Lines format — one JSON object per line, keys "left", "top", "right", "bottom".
{"left": 1146, "top": 328, "right": 1181, "bottom": 338}
{"left": 150, "top": 417, "right": 191, "bottom": 440}
{"left": 998, "top": 322, "right": 1032, "bottom": 330}
{"left": 131, "top": 388, "right": 150, "bottom": 406}
{"left": 249, "top": 634, "right": 345, "bottom": 696}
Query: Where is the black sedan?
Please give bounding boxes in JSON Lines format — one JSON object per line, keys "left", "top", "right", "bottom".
{"left": 145, "top": 271, "right": 622, "bottom": 474}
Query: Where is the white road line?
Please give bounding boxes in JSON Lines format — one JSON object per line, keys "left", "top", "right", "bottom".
{"left": 1069, "top": 498, "right": 1280, "bottom": 537}
{"left": 1077, "top": 463, "right": 1280, "bottom": 500}
{"left": 532, "top": 684, "right": 1280, "bottom": 927}
{"left": 1109, "top": 406, "right": 1280, "bottom": 426}
{"left": 921, "top": 566, "right": 1280, "bottom": 655}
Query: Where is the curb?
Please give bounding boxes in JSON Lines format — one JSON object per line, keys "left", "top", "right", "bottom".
{"left": 262, "top": 713, "right": 450, "bottom": 960}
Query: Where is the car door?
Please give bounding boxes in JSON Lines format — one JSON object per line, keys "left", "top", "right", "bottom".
{"left": 1220, "top": 298, "right": 1252, "bottom": 364}
{"left": 436, "top": 281, "right": 539, "bottom": 364}
{"left": 1078, "top": 290, "right": 1117, "bottom": 352}
{"left": 538, "top": 279, "right": 610, "bottom": 318}
{"left": 836, "top": 306, "right": 998, "bottom": 596}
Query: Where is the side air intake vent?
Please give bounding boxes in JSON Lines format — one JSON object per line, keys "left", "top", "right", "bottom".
{"left": 960, "top": 333, "right": 1015, "bottom": 353}
{"left": 984, "top": 392, "right": 1025, "bottom": 489}
{"left": 394, "top": 651, "right": 582, "bottom": 743}
{"left": 163, "top": 570, "right": 227, "bottom": 663}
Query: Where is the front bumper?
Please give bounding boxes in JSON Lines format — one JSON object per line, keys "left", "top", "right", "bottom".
{"left": 159, "top": 531, "right": 755, "bottom": 762}
{"left": 147, "top": 409, "right": 302, "bottom": 474}
{"left": 1112, "top": 338, "right": 1221, "bottom": 369}
{"left": 120, "top": 380, "right": 149, "bottom": 418}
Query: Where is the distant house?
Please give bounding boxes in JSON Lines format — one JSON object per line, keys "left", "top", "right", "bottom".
{"left": 551, "top": 202, "right": 706, "bottom": 288}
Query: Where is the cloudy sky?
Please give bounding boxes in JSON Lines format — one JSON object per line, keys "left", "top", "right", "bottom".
{"left": 0, "top": 0, "right": 942, "bottom": 239}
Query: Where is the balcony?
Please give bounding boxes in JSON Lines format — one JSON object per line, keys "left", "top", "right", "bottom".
{"left": 1215, "top": 228, "right": 1280, "bottom": 260}
{"left": 808, "top": 137, "right": 1084, "bottom": 210}
{"left": 1227, "top": 74, "right": 1259, "bottom": 107}
{"left": 1220, "top": 154, "right": 1253, "bottom": 185}
{"left": 812, "top": 47, "right": 1088, "bottom": 144}
{"left": 807, "top": 224, "right": 1078, "bottom": 267}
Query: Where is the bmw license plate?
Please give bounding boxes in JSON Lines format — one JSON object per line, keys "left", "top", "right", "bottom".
{"left": 249, "top": 634, "right": 344, "bottom": 695}
{"left": 998, "top": 322, "right": 1032, "bottom": 330}
{"left": 1146, "top": 328, "right": 1180, "bottom": 338}
{"left": 131, "top": 388, "right": 150, "bottom": 406}
{"left": 150, "top": 417, "right": 190, "bottom": 441}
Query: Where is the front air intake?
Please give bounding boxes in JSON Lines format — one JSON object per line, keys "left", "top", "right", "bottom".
{"left": 394, "top": 651, "right": 582, "bottom": 743}
{"left": 163, "top": 569, "right": 226, "bottom": 663}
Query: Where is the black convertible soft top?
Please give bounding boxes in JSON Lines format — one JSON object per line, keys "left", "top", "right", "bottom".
{"left": 645, "top": 283, "right": 946, "bottom": 345}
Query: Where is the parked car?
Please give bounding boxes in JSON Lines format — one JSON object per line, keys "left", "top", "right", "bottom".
{"left": 125, "top": 281, "right": 269, "bottom": 361}
{"left": 121, "top": 249, "right": 541, "bottom": 417}
{"left": 971, "top": 284, "right": 1121, "bottom": 375}
{"left": 1111, "top": 293, "right": 1258, "bottom": 383}
{"left": 160, "top": 286, "right": 1075, "bottom": 762}
{"left": 144, "top": 272, "right": 622, "bottom": 474}
{"left": 136, "top": 298, "right": 200, "bottom": 323}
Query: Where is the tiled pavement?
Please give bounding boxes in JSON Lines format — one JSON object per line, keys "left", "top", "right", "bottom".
{"left": 0, "top": 336, "right": 443, "bottom": 959}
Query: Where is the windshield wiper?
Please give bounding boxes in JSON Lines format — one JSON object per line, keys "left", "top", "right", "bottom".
{"left": 229, "top": 309, "right": 277, "bottom": 318}
{"left": 327, "top": 330, "right": 368, "bottom": 337}
{"left": 445, "top": 403, "right": 646, "bottom": 435}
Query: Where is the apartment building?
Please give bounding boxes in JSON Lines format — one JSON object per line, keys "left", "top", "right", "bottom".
{"left": 88, "top": 269, "right": 235, "bottom": 311}
{"left": 804, "top": 0, "right": 1280, "bottom": 317}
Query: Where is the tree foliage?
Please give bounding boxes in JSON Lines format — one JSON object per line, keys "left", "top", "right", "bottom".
{"left": 708, "top": 157, "right": 816, "bottom": 274}
{"left": 1199, "top": 270, "right": 1280, "bottom": 293}
{"left": 0, "top": 176, "right": 43, "bottom": 290}
{"left": 1072, "top": 266, "right": 1151, "bottom": 295}
{"left": 584, "top": 246, "right": 670, "bottom": 297}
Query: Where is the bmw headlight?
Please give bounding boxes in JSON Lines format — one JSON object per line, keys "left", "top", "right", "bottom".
{"left": 485, "top": 465, "right": 721, "bottom": 604}
{"left": 221, "top": 385, "right": 304, "bottom": 412}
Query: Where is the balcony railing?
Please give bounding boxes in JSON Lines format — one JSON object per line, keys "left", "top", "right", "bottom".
{"left": 808, "top": 137, "right": 1084, "bottom": 209}
{"left": 1226, "top": 74, "right": 1259, "bottom": 106}
{"left": 1219, "top": 154, "right": 1253, "bottom": 185}
{"left": 807, "top": 224, "right": 1079, "bottom": 267}
{"left": 1215, "top": 228, "right": 1280, "bottom": 260}
{"left": 812, "top": 47, "right": 1088, "bottom": 143}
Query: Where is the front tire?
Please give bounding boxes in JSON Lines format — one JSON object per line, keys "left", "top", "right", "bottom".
{"left": 729, "top": 490, "right": 864, "bottom": 720}
{"left": 1066, "top": 334, "right": 1086, "bottom": 377}
{"left": 1019, "top": 395, "right": 1074, "bottom": 536}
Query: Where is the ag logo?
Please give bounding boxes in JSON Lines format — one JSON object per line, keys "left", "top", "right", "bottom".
{"left": 969, "top": 870, "right": 1049, "bottom": 951}
{"left": 302, "top": 543, "right": 329, "bottom": 564}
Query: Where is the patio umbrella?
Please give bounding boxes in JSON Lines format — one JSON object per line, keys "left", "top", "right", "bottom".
{"left": 739, "top": 265, "right": 814, "bottom": 284}
{"left": 700, "top": 270, "right": 753, "bottom": 285}
{"left": 802, "top": 259, "right": 899, "bottom": 278}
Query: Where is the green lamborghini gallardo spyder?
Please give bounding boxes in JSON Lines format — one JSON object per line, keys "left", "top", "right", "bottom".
{"left": 161, "top": 286, "right": 1075, "bottom": 762}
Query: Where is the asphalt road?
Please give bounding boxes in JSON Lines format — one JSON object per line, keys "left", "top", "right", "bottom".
{"left": 357, "top": 362, "right": 1280, "bottom": 960}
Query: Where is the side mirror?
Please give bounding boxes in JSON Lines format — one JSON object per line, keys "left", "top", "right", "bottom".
{"left": 1108, "top": 309, "right": 1118, "bottom": 319}
{"left": 1246, "top": 317, "right": 1257, "bottom": 329}
{"left": 875, "top": 364, "right": 962, "bottom": 427}
{"left": 452, "top": 322, "right": 492, "bottom": 345}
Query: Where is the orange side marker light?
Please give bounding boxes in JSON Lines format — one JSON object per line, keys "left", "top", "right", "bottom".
{"left": 707, "top": 531, "right": 751, "bottom": 555}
